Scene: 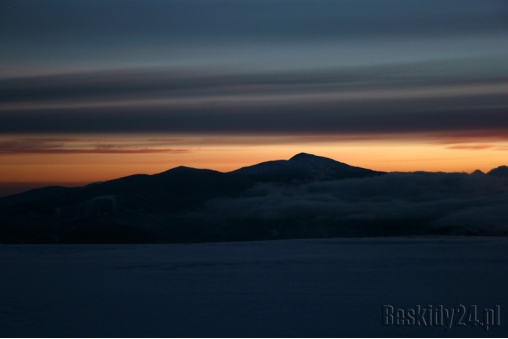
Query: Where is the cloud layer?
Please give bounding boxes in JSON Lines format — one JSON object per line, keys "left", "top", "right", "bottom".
{"left": 1, "top": 62, "right": 507, "bottom": 136}
{"left": 199, "top": 172, "right": 508, "bottom": 234}
{"left": 1, "top": 1, "right": 507, "bottom": 138}
{"left": 0, "top": 138, "right": 189, "bottom": 154}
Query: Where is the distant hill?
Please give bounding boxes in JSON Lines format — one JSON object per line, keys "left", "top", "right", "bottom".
{"left": 1, "top": 154, "right": 507, "bottom": 243}
{"left": 488, "top": 166, "right": 508, "bottom": 177}
{"left": 231, "top": 153, "right": 384, "bottom": 183}
{"left": 0, "top": 186, "right": 71, "bottom": 206}
{"left": 2, "top": 166, "right": 254, "bottom": 216}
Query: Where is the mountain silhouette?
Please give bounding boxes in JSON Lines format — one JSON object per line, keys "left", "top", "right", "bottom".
{"left": 1, "top": 153, "right": 380, "bottom": 210}
{"left": 488, "top": 165, "right": 508, "bottom": 177}
{"left": 1, "top": 166, "right": 253, "bottom": 215}
{"left": 1, "top": 153, "right": 507, "bottom": 243}
{"left": 231, "top": 152, "right": 383, "bottom": 182}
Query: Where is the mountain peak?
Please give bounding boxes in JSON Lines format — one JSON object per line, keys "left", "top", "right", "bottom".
{"left": 290, "top": 152, "right": 316, "bottom": 160}
{"left": 289, "top": 153, "right": 334, "bottom": 162}
{"left": 487, "top": 165, "right": 508, "bottom": 177}
{"left": 231, "top": 152, "right": 382, "bottom": 183}
{"left": 289, "top": 153, "right": 347, "bottom": 166}
{"left": 170, "top": 166, "right": 198, "bottom": 171}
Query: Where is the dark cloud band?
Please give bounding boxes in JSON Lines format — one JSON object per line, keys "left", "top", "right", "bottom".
{"left": 1, "top": 105, "right": 507, "bottom": 136}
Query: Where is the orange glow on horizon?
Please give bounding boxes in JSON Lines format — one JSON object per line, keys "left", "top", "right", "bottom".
{"left": 0, "top": 133, "right": 507, "bottom": 184}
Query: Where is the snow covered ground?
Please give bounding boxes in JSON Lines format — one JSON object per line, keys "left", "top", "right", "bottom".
{"left": 1, "top": 237, "right": 507, "bottom": 337}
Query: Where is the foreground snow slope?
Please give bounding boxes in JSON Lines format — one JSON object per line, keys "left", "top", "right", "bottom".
{"left": 1, "top": 237, "right": 507, "bottom": 337}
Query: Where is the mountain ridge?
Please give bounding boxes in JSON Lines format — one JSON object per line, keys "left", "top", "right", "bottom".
{"left": 0, "top": 153, "right": 381, "bottom": 203}
{"left": 1, "top": 153, "right": 506, "bottom": 205}
{"left": 1, "top": 153, "right": 507, "bottom": 243}
{"left": 230, "top": 152, "right": 384, "bottom": 183}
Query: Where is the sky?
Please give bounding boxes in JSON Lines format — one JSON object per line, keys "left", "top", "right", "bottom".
{"left": 1, "top": 0, "right": 508, "bottom": 193}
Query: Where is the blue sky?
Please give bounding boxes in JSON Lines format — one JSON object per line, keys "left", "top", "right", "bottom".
{"left": 2, "top": 0, "right": 508, "bottom": 77}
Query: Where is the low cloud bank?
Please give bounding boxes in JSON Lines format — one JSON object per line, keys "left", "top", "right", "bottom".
{"left": 2, "top": 170, "right": 507, "bottom": 242}
{"left": 200, "top": 172, "right": 508, "bottom": 234}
